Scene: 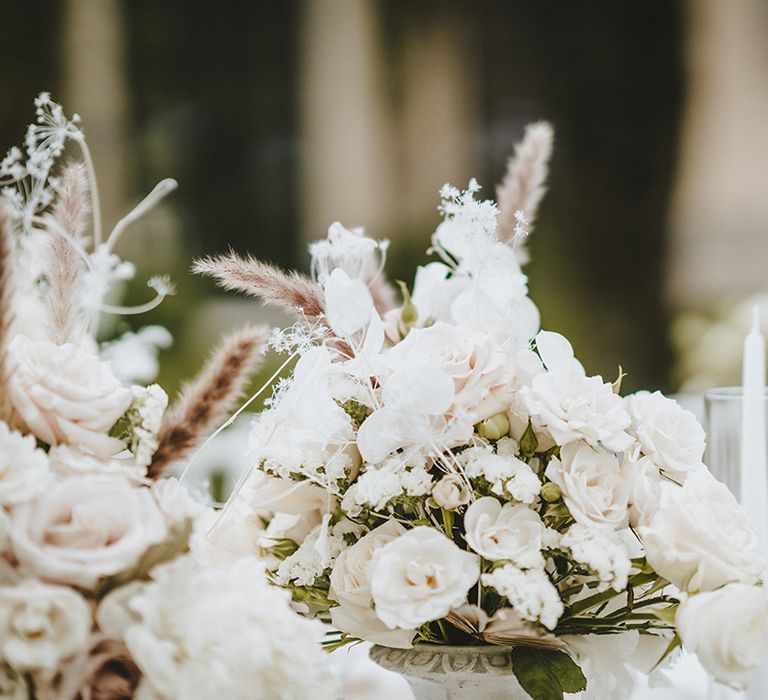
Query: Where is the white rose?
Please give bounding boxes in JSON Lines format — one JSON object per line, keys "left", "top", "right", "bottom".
{"left": 677, "top": 584, "right": 768, "bottom": 689}
{"left": 0, "top": 422, "right": 51, "bottom": 506}
{"left": 0, "top": 581, "right": 90, "bottom": 670}
{"left": 622, "top": 455, "right": 661, "bottom": 528}
{"left": 370, "top": 526, "right": 480, "bottom": 629}
{"left": 545, "top": 442, "right": 628, "bottom": 529}
{"left": 6, "top": 336, "right": 132, "bottom": 457}
{"left": 48, "top": 444, "right": 146, "bottom": 482}
{"left": 10, "top": 476, "right": 167, "bottom": 588}
{"left": 639, "top": 472, "right": 762, "bottom": 592}
{"left": 625, "top": 391, "right": 705, "bottom": 482}
{"left": 330, "top": 519, "right": 406, "bottom": 608}
{"left": 521, "top": 331, "right": 632, "bottom": 452}
{"left": 431, "top": 474, "right": 471, "bottom": 510}
{"left": 464, "top": 497, "right": 544, "bottom": 568}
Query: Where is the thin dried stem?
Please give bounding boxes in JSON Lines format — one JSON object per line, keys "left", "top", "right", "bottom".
{"left": 193, "top": 252, "right": 325, "bottom": 322}
{"left": 148, "top": 324, "right": 268, "bottom": 479}
{"left": 0, "top": 205, "right": 14, "bottom": 424}
{"left": 46, "top": 162, "right": 89, "bottom": 343}
{"left": 495, "top": 121, "right": 554, "bottom": 257}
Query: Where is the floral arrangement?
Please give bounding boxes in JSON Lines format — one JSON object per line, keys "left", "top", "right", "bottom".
{"left": 0, "top": 96, "right": 337, "bottom": 700}
{"left": 202, "top": 123, "right": 768, "bottom": 699}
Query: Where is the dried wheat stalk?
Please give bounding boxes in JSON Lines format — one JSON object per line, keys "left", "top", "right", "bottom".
{"left": 147, "top": 324, "right": 268, "bottom": 478}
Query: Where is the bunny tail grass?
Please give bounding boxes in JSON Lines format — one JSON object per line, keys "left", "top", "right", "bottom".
{"left": 496, "top": 121, "right": 554, "bottom": 257}
{"left": 193, "top": 252, "right": 325, "bottom": 322}
{"left": 148, "top": 324, "right": 268, "bottom": 479}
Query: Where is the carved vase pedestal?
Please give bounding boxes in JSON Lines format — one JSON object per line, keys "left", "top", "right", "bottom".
{"left": 369, "top": 644, "right": 528, "bottom": 700}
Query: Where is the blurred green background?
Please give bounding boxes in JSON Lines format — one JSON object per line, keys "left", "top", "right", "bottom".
{"left": 3, "top": 0, "right": 768, "bottom": 398}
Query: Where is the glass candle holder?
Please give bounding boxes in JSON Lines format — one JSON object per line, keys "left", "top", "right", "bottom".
{"left": 704, "top": 387, "right": 768, "bottom": 499}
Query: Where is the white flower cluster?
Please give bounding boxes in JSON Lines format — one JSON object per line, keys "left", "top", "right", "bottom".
{"left": 216, "top": 158, "right": 767, "bottom": 693}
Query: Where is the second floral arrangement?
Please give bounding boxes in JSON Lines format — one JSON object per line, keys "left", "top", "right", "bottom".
{"left": 202, "top": 123, "right": 768, "bottom": 699}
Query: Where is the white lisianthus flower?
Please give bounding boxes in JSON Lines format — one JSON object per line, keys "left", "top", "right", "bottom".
{"left": 0, "top": 421, "right": 51, "bottom": 505}
{"left": 481, "top": 565, "right": 564, "bottom": 630}
{"left": 98, "top": 557, "right": 338, "bottom": 700}
{"left": 621, "top": 455, "right": 662, "bottom": 528}
{"left": 0, "top": 581, "right": 90, "bottom": 671}
{"left": 10, "top": 476, "right": 167, "bottom": 588}
{"left": 564, "top": 632, "right": 639, "bottom": 700}
{"left": 464, "top": 497, "right": 544, "bottom": 568}
{"left": 329, "top": 519, "right": 415, "bottom": 648}
{"left": 639, "top": 472, "right": 762, "bottom": 592}
{"left": 309, "top": 222, "right": 388, "bottom": 285}
{"left": 625, "top": 390, "right": 706, "bottom": 482}
{"left": 521, "top": 331, "right": 633, "bottom": 453}
{"left": 676, "top": 584, "right": 768, "bottom": 690}
{"left": 431, "top": 474, "right": 471, "bottom": 510}
{"left": 369, "top": 526, "right": 480, "bottom": 630}
{"left": 545, "top": 442, "right": 629, "bottom": 529}
{"left": 6, "top": 336, "right": 132, "bottom": 457}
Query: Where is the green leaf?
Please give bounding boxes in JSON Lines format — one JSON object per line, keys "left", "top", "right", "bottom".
{"left": 546, "top": 650, "right": 587, "bottom": 693}
{"left": 653, "top": 604, "right": 678, "bottom": 625}
{"left": 511, "top": 647, "right": 587, "bottom": 700}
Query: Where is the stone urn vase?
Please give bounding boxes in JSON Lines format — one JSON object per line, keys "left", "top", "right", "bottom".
{"left": 369, "top": 644, "right": 529, "bottom": 700}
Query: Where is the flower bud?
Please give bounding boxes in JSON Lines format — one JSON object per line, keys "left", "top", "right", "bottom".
{"left": 541, "top": 482, "right": 561, "bottom": 503}
{"left": 476, "top": 413, "right": 510, "bottom": 441}
{"left": 432, "top": 474, "right": 471, "bottom": 510}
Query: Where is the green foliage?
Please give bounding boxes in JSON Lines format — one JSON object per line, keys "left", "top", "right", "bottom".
{"left": 520, "top": 420, "right": 539, "bottom": 457}
{"left": 338, "top": 399, "right": 372, "bottom": 428}
{"left": 511, "top": 647, "right": 587, "bottom": 700}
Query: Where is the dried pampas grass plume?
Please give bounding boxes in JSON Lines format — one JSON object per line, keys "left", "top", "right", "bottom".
{"left": 0, "top": 204, "right": 14, "bottom": 424}
{"left": 495, "top": 121, "right": 554, "bottom": 258}
{"left": 47, "top": 162, "right": 89, "bottom": 344}
{"left": 193, "top": 252, "right": 325, "bottom": 322}
{"left": 148, "top": 324, "right": 268, "bottom": 479}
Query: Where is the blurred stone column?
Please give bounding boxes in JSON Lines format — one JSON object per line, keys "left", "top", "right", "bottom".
{"left": 62, "top": 0, "right": 130, "bottom": 239}
{"left": 298, "top": 0, "right": 397, "bottom": 244}
{"left": 667, "top": 0, "right": 768, "bottom": 309}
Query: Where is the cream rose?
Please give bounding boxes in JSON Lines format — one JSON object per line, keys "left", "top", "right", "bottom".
{"left": 0, "top": 422, "right": 51, "bottom": 506}
{"left": 369, "top": 526, "right": 480, "bottom": 630}
{"left": 625, "top": 391, "right": 705, "bottom": 482}
{"left": 10, "top": 476, "right": 167, "bottom": 588}
{"left": 464, "top": 497, "right": 544, "bottom": 568}
{"left": 0, "top": 581, "right": 90, "bottom": 670}
{"left": 431, "top": 474, "right": 471, "bottom": 510}
{"left": 677, "top": 584, "right": 768, "bottom": 689}
{"left": 6, "top": 336, "right": 132, "bottom": 457}
{"left": 545, "top": 442, "right": 629, "bottom": 529}
{"left": 384, "top": 322, "right": 514, "bottom": 420}
{"left": 639, "top": 472, "right": 762, "bottom": 592}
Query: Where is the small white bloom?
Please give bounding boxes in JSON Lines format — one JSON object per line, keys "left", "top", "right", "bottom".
{"left": 10, "top": 476, "right": 168, "bottom": 588}
{"left": 625, "top": 390, "right": 705, "bottom": 482}
{"left": 464, "top": 497, "right": 544, "bottom": 568}
{"left": 370, "top": 526, "right": 480, "bottom": 629}
{"left": 431, "top": 474, "right": 471, "bottom": 510}
{"left": 639, "top": 472, "right": 762, "bottom": 592}
{"left": 0, "top": 581, "right": 90, "bottom": 671}
{"left": 0, "top": 421, "right": 51, "bottom": 505}
{"left": 562, "top": 523, "right": 632, "bottom": 591}
{"left": 460, "top": 446, "right": 541, "bottom": 504}
{"left": 6, "top": 336, "right": 132, "bottom": 457}
{"left": 522, "top": 331, "right": 633, "bottom": 452}
{"left": 546, "top": 442, "right": 628, "bottom": 529}
{"left": 676, "top": 584, "right": 768, "bottom": 690}
{"left": 481, "top": 565, "right": 564, "bottom": 630}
